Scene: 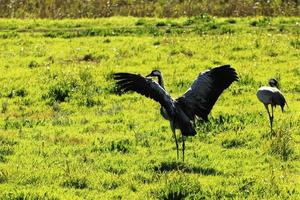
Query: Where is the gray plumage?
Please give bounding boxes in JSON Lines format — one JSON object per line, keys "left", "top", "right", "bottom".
{"left": 114, "top": 65, "right": 238, "bottom": 161}
{"left": 257, "top": 78, "right": 287, "bottom": 131}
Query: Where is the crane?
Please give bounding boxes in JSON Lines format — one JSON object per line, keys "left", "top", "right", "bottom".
{"left": 113, "top": 65, "right": 238, "bottom": 161}
{"left": 257, "top": 78, "right": 287, "bottom": 132}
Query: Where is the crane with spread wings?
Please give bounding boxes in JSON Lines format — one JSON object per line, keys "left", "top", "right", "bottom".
{"left": 113, "top": 65, "right": 238, "bottom": 161}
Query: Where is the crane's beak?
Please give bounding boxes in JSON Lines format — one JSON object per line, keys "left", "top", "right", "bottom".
{"left": 146, "top": 73, "right": 153, "bottom": 77}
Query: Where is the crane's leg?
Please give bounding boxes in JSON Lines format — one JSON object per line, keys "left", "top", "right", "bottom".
{"left": 182, "top": 135, "right": 185, "bottom": 162}
{"left": 264, "top": 104, "right": 273, "bottom": 132}
{"left": 171, "top": 128, "right": 179, "bottom": 160}
{"left": 271, "top": 105, "right": 274, "bottom": 131}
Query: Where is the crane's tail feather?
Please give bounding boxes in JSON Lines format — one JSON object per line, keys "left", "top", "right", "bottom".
{"left": 180, "top": 122, "right": 197, "bottom": 136}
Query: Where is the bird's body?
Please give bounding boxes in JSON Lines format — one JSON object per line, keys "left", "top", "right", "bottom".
{"left": 256, "top": 79, "right": 287, "bottom": 131}
{"left": 257, "top": 86, "right": 286, "bottom": 110}
{"left": 114, "top": 65, "right": 238, "bottom": 161}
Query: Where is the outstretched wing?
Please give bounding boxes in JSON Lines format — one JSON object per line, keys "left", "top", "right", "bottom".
{"left": 113, "top": 72, "right": 176, "bottom": 116}
{"left": 176, "top": 65, "right": 238, "bottom": 121}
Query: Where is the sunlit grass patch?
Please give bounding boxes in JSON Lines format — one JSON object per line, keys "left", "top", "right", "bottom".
{"left": 268, "top": 128, "right": 295, "bottom": 161}
{"left": 150, "top": 174, "right": 203, "bottom": 199}
{"left": 153, "top": 161, "right": 221, "bottom": 176}
{"left": 61, "top": 177, "right": 89, "bottom": 189}
{"left": 0, "top": 192, "right": 58, "bottom": 200}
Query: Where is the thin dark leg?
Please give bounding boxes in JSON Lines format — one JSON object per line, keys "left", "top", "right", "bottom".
{"left": 264, "top": 104, "right": 272, "bottom": 132}
{"left": 172, "top": 129, "right": 179, "bottom": 160}
{"left": 182, "top": 136, "right": 185, "bottom": 162}
{"left": 271, "top": 105, "right": 274, "bottom": 132}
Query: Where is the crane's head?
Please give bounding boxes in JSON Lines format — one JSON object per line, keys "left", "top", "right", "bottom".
{"left": 146, "top": 70, "right": 161, "bottom": 78}
{"left": 269, "top": 78, "right": 279, "bottom": 88}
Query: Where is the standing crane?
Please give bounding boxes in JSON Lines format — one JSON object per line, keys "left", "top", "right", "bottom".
{"left": 113, "top": 65, "right": 238, "bottom": 161}
{"left": 257, "top": 79, "right": 287, "bottom": 132}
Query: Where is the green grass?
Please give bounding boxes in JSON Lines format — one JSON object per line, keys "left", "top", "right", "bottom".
{"left": 0, "top": 17, "right": 299, "bottom": 199}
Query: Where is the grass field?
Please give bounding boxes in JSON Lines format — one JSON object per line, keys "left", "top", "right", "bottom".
{"left": 0, "top": 16, "right": 300, "bottom": 199}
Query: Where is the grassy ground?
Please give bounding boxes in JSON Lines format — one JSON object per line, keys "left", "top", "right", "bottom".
{"left": 0, "top": 16, "right": 299, "bottom": 199}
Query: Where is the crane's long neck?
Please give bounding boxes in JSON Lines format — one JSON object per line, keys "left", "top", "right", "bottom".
{"left": 157, "top": 74, "right": 167, "bottom": 118}
{"left": 157, "top": 74, "right": 165, "bottom": 89}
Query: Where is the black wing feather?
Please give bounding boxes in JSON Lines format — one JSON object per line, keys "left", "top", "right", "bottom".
{"left": 176, "top": 65, "right": 238, "bottom": 121}
{"left": 113, "top": 72, "right": 176, "bottom": 116}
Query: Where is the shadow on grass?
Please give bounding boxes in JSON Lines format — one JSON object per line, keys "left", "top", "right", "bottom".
{"left": 154, "top": 161, "right": 222, "bottom": 176}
